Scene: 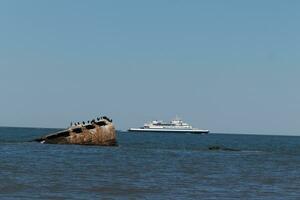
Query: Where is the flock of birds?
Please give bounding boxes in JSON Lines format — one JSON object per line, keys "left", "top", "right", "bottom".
{"left": 70, "top": 116, "right": 112, "bottom": 127}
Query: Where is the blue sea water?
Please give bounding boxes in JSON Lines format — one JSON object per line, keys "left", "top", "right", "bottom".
{"left": 1, "top": 127, "right": 300, "bottom": 199}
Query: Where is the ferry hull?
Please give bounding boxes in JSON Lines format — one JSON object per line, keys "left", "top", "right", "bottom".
{"left": 128, "top": 128, "right": 209, "bottom": 134}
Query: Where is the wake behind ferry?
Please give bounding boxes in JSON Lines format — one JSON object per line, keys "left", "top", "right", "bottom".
{"left": 128, "top": 117, "right": 209, "bottom": 134}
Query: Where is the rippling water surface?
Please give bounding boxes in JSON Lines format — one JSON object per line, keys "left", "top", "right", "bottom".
{"left": 1, "top": 127, "right": 300, "bottom": 199}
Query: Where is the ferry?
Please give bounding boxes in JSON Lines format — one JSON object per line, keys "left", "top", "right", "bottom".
{"left": 128, "top": 117, "right": 209, "bottom": 134}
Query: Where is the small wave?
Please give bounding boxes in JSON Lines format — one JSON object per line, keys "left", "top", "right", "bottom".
{"left": 207, "top": 146, "right": 267, "bottom": 154}
{"left": 240, "top": 150, "right": 264, "bottom": 153}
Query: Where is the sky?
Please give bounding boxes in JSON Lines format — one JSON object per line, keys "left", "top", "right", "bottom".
{"left": 0, "top": 0, "right": 300, "bottom": 135}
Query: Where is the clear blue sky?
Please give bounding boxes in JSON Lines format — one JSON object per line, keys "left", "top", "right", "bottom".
{"left": 0, "top": 0, "right": 300, "bottom": 134}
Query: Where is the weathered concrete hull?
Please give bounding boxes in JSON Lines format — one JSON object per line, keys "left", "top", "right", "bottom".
{"left": 35, "top": 120, "right": 117, "bottom": 146}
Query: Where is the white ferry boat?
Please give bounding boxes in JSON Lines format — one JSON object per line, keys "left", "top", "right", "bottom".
{"left": 128, "top": 117, "right": 209, "bottom": 134}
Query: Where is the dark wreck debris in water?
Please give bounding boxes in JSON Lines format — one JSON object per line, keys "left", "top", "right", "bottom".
{"left": 34, "top": 116, "right": 117, "bottom": 146}
{"left": 208, "top": 145, "right": 240, "bottom": 152}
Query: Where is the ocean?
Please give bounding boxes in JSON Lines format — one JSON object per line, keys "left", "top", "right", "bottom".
{"left": 0, "top": 127, "right": 300, "bottom": 199}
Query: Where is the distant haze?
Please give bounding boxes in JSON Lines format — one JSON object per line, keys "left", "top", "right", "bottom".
{"left": 0, "top": 1, "right": 300, "bottom": 135}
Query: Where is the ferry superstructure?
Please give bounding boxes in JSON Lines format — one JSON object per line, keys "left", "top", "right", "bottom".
{"left": 128, "top": 117, "right": 209, "bottom": 134}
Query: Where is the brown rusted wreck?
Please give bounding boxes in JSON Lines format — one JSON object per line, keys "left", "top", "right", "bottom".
{"left": 35, "top": 117, "right": 117, "bottom": 146}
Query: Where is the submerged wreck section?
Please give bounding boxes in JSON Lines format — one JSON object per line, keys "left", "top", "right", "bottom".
{"left": 35, "top": 117, "right": 117, "bottom": 146}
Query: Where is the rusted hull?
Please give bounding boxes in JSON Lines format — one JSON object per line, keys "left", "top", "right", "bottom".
{"left": 35, "top": 119, "right": 117, "bottom": 146}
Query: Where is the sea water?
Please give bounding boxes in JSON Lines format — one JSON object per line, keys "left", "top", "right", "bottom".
{"left": 0, "top": 127, "right": 300, "bottom": 199}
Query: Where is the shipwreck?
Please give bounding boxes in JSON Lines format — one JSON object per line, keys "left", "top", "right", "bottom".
{"left": 34, "top": 116, "right": 117, "bottom": 146}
